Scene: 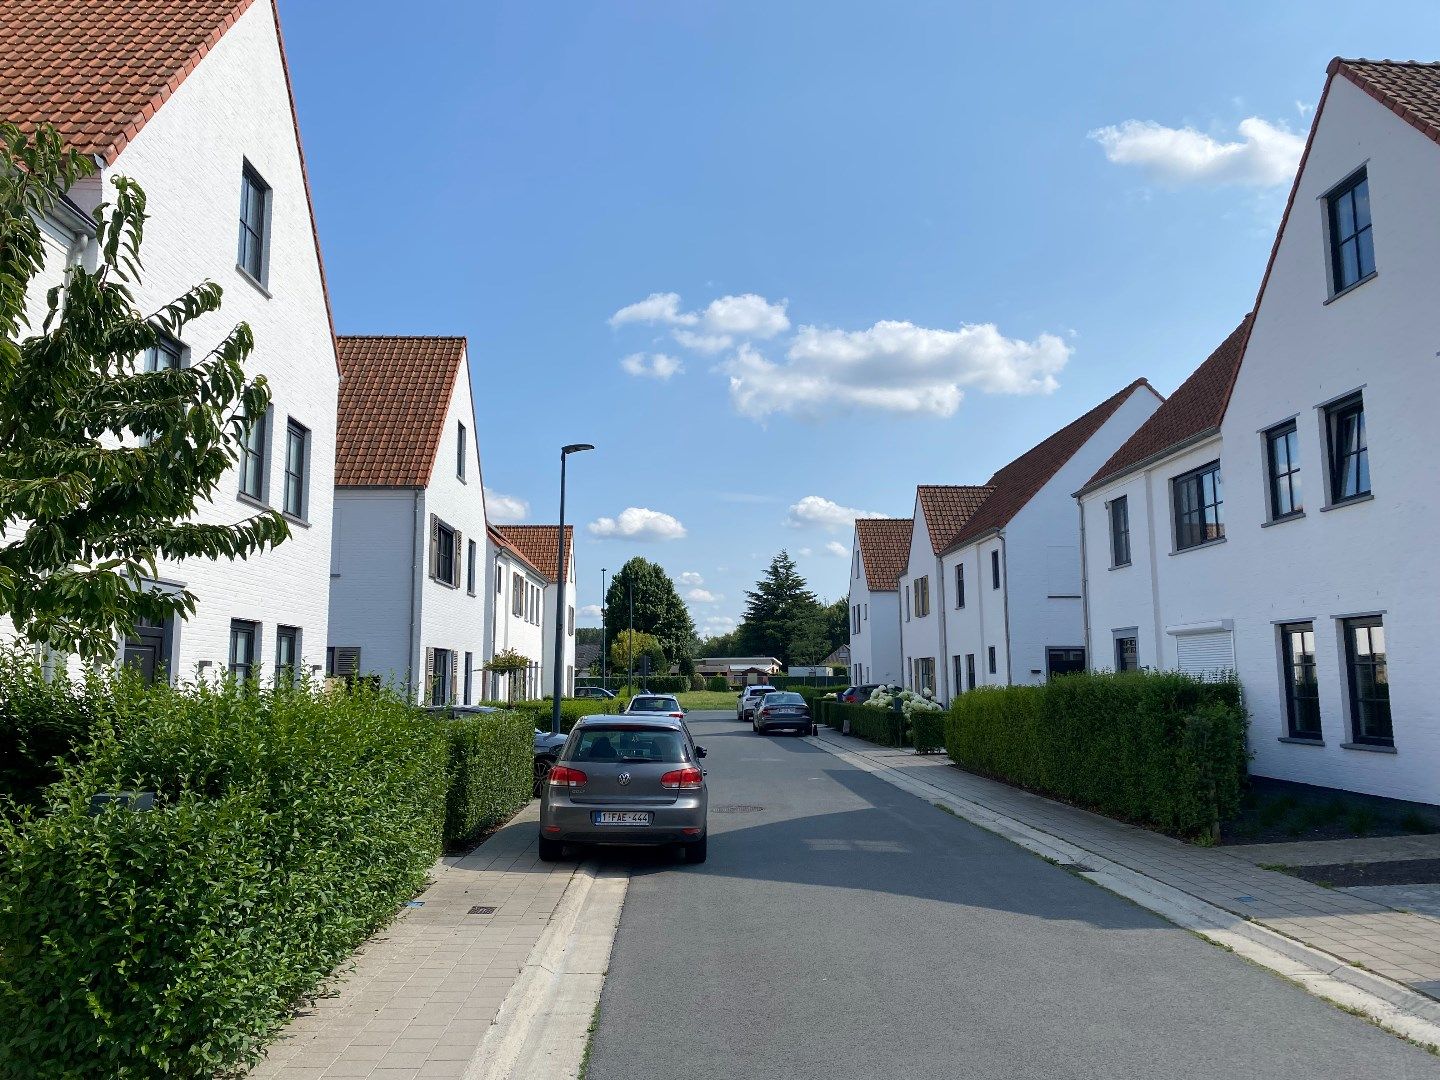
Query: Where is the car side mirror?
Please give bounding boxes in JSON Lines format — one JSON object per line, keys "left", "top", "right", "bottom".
{"left": 696, "top": 746, "right": 708, "bottom": 758}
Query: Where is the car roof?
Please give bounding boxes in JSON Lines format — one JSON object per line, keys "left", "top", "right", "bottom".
{"left": 629, "top": 692, "right": 677, "bottom": 699}
{"left": 574, "top": 713, "right": 684, "bottom": 730}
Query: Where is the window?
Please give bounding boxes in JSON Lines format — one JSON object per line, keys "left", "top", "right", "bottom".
{"left": 457, "top": 422, "right": 467, "bottom": 480}
{"left": 275, "top": 625, "right": 299, "bottom": 686}
{"left": 282, "top": 420, "right": 309, "bottom": 519}
{"left": 1343, "top": 616, "right": 1391, "bottom": 746}
{"left": 914, "top": 576, "right": 930, "bottom": 618}
{"left": 955, "top": 564, "right": 965, "bottom": 608}
{"left": 568, "top": 606, "right": 575, "bottom": 636}
{"left": 463, "top": 651, "right": 473, "bottom": 705}
{"left": 905, "top": 585, "right": 911, "bottom": 622}
{"left": 430, "top": 518, "right": 460, "bottom": 587}
{"left": 1279, "top": 622, "right": 1320, "bottom": 740}
{"left": 229, "top": 620, "right": 258, "bottom": 680}
{"left": 1114, "top": 633, "right": 1138, "bottom": 673}
{"left": 142, "top": 337, "right": 182, "bottom": 372}
{"left": 914, "top": 658, "right": 935, "bottom": 695}
{"left": 1266, "top": 421, "right": 1302, "bottom": 519}
{"left": 1108, "top": 496, "right": 1131, "bottom": 567}
{"left": 238, "top": 164, "right": 270, "bottom": 283}
{"left": 239, "top": 407, "right": 267, "bottom": 501}
{"left": 429, "top": 648, "right": 455, "bottom": 706}
{"left": 965, "top": 654, "right": 976, "bottom": 691}
{"left": 991, "top": 550, "right": 1001, "bottom": 589}
{"left": 512, "top": 572, "right": 524, "bottom": 617}
{"left": 851, "top": 605, "right": 860, "bottom": 634}
{"left": 496, "top": 565, "right": 503, "bottom": 594}
{"left": 1327, "top": 170, "right": 1374, "bottom": 293}
{"left": 853, "top": 551, "right": 860, "bottom": 578}
{"left": 863, "top": 603, "right": 867, "bottom": 620}
{"left": 1172, "top": 461, "right": 1224, "bottom": 550}
{"left": 466, "top": 540, "right": 477, "bottom": 595}
{"left": 953, "top": 655, "right": 965, "bottom": 693}
{"left": 1326, "top": 395, "right": 1370, "bottom": 504}
{"left": 987, "top": 646, "right": 997, "bottom": 675}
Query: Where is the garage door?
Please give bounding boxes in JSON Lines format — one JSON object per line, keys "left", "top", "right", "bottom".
{"left": 1175, "top": 631, "right": 1234, "bottom": 678}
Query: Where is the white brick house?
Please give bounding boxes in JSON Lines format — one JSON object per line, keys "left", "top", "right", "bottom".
{"left": 900, "top": 381, "right": 1161, "bottom": 704}
{"left": 491, "top": 526, "right": 577, "bottom": 700}
{"left": 847, "top": 518, "right": 911, "bottom": 686}
{"left": 486, "top": 529, "right": 550, "bottom": 701}
{"left": 1079, "top": 59, "right": 1440, "bottom": 805}
{"left": 3, "top": 0, "right": 339, "bottom": 683}
{"left": 328, "top": 337, "right": 491, "bottom": 705}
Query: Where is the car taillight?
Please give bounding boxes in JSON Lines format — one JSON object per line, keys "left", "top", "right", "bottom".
{"left": 660, "top": 767, "right": 704, "bottom": 790}
{"left": 548, "top": 765, "right": 588, "bottom": 788}
{"left": 670, "top": 712, "right": 684, "bottom": 719}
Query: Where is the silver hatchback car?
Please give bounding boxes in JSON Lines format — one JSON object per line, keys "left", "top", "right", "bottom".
{"left": 539, "top": 715, "right": 709, "bottom": 863}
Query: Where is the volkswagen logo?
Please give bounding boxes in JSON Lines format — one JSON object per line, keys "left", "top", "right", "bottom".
{"left": 618, "top": 772, "right": 632, "bottom": 786}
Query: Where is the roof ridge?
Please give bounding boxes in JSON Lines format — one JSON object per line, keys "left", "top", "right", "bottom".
{"left": 337, "top": 333, "right": 469, "bottom": 342}
{"left": 1334, "top": 57, "right": 1440, "bottom": 68}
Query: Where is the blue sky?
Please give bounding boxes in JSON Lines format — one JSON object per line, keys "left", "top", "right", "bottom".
{"left": 280, "top": 0, "right": 1437, "bottom": 638}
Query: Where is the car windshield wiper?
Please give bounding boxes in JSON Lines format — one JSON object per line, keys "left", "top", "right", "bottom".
{"left": 617, "top": 755, "right": 653, "bottom": 762}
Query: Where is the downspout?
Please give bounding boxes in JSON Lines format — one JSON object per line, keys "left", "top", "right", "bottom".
{"left": 409, "top": 490, "right": 423, "bottom": 701}
{"left": 935, "top": 552, "right": 951, "bottom": 702}
{"left": 1000, "top": 532, "right": 1015, "bottom": 685}
{"left": 1078, "top": 497, "right": 1093, "bottom": 670}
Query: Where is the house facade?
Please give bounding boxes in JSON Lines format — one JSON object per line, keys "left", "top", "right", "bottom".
{"left": 1079, "top": 59, "right": 1440, "bottom": 805}
{"left": 847, "top": 518, "right": 911, "bottom": 686}
{"left": 3, "top": 0, "right": 339, "bottom": 683}
{"left": 492, "top": 525, "right": 577, "bottom": 700}
{"left": 487, "top": 529, "right": 549, "bottom": 701}
{"left": 328, "top": 337, "right": 490, "bottom": 704}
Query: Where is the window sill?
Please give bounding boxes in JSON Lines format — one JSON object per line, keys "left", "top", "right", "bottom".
{"left": 1108, "top": 561, "right": 1132, "bottom": 571}
{"left": 430, "top": 577, "right": 461, "bottom": 591}
{"left": 235, "top": 265, "right": 273, "bottom": 298}
{"left": 1261, "top": 512, "right": 1306, "bottom": 529}
{"left": 281, "top": 512, "right": 310, "bottom": 529}
{"left": 1277, "top": 736, "right": 1325, "bottom": 747}
{"left": 237, "top": 491, "right": 270, "bottom": 512}
{"left": 1170, "top": 537, "right": 1227, "bottom": 556}
{"left": 1341, "top": 741, "right": 1396, "bottom": 754}
{"left": 1320, "top": 493, "right": 1373, "bottom": 513}
{"left": 1323, "top": 271, "right": 1377, "bottom": 305}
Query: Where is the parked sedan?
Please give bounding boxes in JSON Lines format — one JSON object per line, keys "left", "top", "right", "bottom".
{"left": 624, "top": 694, "right": 685, "bottom": 718}
{"left": 539, "top": 715, "right": 709, "bottom": 862}
{"left": 736, "top": 684, "right": 778, "bottom": 722}
{"left": 752, "top": 691, "right": 811, "bottom": 735}
{"left": 574, "top": 686, "right": 616, "bottom": 700}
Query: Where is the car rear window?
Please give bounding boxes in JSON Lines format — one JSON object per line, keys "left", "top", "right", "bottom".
{"left": 765, "top": 693, "right": 804, "bottom": 705}
{"left": 568, "top": 726, "right": 688, "bottom": 763}
{"left": 628, "top": 696, "right": 680, "bottom": 712}
{"left": 747, "top": 687, "right": 776, "bottom": 697}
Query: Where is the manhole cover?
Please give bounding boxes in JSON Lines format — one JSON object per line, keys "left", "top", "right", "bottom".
{"left": 714, "top": 804, "right": 764, "bottom": 814}
{"left": 468, "top": 905, "right": 496, "bottom": 915}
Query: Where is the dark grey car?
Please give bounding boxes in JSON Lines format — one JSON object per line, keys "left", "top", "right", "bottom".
{"left": 539, "top": 715, "right": 709, "bottom": 863}
{"left": 751, "top": 691, "right": 811, "bottom": 735}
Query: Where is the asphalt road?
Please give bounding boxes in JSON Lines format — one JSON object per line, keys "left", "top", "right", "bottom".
{"left": 580, "top": 712, "right": 1439, "bottom": 1079}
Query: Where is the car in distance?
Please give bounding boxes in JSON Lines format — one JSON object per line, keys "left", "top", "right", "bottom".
{"left": 838, "top": 684, "right": 880, "bottom": 704}
{"left": 736, "top": 684, "right": 778, "bottom": 722}
{"left": 752, "top": 691, "right": 811, "bottom": 735}
{"left": 574, "top": 686, "right": 617, "bottom": 700}
{"left": 624, "top": 693, "right": 685, "bottom": 718}
{"left": 539, "top": 714, "right": 708, "bottom": 862}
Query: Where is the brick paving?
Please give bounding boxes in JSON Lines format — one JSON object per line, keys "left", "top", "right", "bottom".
{"left": 814, "top": 728, "right": 1440, "bottom": 998}
{"left": 248, "top": 803, "right": 573, "bottom": 1080}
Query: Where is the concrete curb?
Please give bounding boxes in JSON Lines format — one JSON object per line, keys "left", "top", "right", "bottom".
{"left": 812, "top": 732, "right": 1440, "bottom": 1051}
{"left": 463, "top": 860, "right": 630, "bottom": 1080}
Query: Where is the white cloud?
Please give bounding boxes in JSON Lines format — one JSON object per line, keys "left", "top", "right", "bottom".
{"left": 679, "top": 571, "right": 705, "bottom": 586}
{"left": 619, "top": 352, "right": 683, "bottom": 380}
{"left": 579, "top": 604, "right": 603, "bottom": 620}
{"left": 701, "top": 615, "right": 737, "bottom": 633}
{"left": 485, "top": 488, "right": 529, "bottom": 523}
{"left": 587, "top": 507, "right": 687, "bottom": 542}
{"left": 609, "top": 292, "right": 696, "bottom": 328}
{"left": 825, "top": 540, "right": 849, "bottom": 558}
{"left": 672, "top": 328, "right": 734, "bottom": 354}
{"left": 725, "top": 316, "right": 1070, "bottom": 421}
{"left": 788, "top": 495, "right": 885, "bottom": 532}
{"left": 798, "top": 547, "right": 813, "bottom": 557}
{"left": 1089, "top": 116, "right": 1303, "bottom": 188}
{"left": 686, "top": 588, "right": 721, "bottom": 603}
{"left": 700, "top": 294, "right": 789, "bottom": 339}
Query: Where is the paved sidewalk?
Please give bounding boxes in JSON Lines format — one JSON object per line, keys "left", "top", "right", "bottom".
{"left": 814, "top": 728, "right": 1440, "bottom": 999}
{"left": 249, "top": 803, "right": 574, "bottom": 1080}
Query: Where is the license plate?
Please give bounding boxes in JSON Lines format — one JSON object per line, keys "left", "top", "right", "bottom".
{"left": 593, "top": 811, "right": 652, "bottom": 826}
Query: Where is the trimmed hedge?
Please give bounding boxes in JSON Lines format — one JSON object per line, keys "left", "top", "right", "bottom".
{"left": 847, "top": 704, "right": 906, "bottom": 747}
{"left": 946, "top": 671, "right": 1248, "bottom": 839}
{"left": 912, "top": 711, "right": 945, "bottom": 754}
{"left": 441, "top": 710, "right": 535, "bottom": 849}
{"left": 0, "top": 674, "right": 448, "bottom": 1078}
{"left": 0, "top": 647, "right": 102, "bottom": 809}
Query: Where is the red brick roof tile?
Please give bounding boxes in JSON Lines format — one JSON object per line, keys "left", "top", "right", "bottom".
{"left": 917, "top": 487, "right": 993, "bottom": 556}
{"left": 854, "top": 518, "right": 913, "bottom": 591}
{"left": 492, "top": 525, "right": 573, "bottom": 585}
{"left": 1333, "top": 59, "right": 1440, "bottom": 149}
{"left": 1082, "top": 319, "right": 1251, "bottom": 493}
{"left": 335, "top": 336, "right": 466, "bottom": 488}
{"left": 947, "top": 379, "right": 1158, "bottom": 548}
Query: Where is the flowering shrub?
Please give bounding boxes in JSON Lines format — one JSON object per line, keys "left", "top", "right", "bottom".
{"left": 865, "top": 685, "right": 943, "bottom": 720}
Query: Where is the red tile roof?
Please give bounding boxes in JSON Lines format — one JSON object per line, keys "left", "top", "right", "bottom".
{"left": 854, "top": 518, "right": 913, "bottom": 591}
{"left": 1081, "top": 319, "right": 1252, "bottom": 493}
{"left": 946, "top": 379, "right": 1158, "bottom": 549}
{"left": 1333, "top": 59, "right": 1440, "bottom": 148}
{"left": 916, "top": 486, "right": 993, "bottom": 556}
{"left": 335, "top": 336, "right": 467, "bottom": 488}
{"left": 492, "top": 525, "right": 573, "bottom": 585}
{"left": 487, "top": 526, "right": 544, "bottom": 579}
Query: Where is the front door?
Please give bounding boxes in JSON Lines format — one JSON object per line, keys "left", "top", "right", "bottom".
{"left": 1046, "top": 647, "right": 1086, "bottom": 679}
{"left": 123, "top": 619, "right": 169, "bottom": 685}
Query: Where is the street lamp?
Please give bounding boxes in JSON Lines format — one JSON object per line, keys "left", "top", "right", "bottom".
{"left": 600, "top": 566, "right": 608, "bottom": 688}
{"left": 552, "top": 443, "right": 594, "bottom": 735}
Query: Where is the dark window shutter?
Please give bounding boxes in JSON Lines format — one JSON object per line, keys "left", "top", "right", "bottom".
{"left": 450, "top": 651, "right": 459, "bottom": 704}
{"left": 428, "top": 516, "right": 439, "bottom": 581}
{"left": 452, "top": 530, "right": 463, "bottom": 587}
{"left": 425, "top": 648, "right": 435, "bottom": 700}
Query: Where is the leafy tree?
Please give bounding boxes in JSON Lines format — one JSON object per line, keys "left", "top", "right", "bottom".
{"left": 604, "top": 557, "right": 695, "bottom": 664}
{"left": 737, "top": 551, "right": 821, "bottom": 666}
{"left": 0, "top": 124, "right": 288, "bottom": 661}
{"left": 608, "top": 629, "right": 667, "bottom": 681}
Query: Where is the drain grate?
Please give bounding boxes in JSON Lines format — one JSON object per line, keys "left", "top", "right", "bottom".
{"left": 714, "top": 804, "right": 764, "bottom": 814}
{"left": 468, "top": 905, "right": 497, "bottom": 915}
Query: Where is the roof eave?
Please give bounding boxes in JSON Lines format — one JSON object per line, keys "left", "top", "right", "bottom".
{"left": 1073, "top": 426, "right": 1222, "bottom": 499}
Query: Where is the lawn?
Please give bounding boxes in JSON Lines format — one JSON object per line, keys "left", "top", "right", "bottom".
{"left": 676, "top": 690, "right": 742, "bottom": 711}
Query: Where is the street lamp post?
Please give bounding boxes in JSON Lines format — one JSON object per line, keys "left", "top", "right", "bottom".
{"left": 551, "top": 443, "right": 594, "bottom": 736}
{"left": 600, "top": 567, "right": 608, "bottom": 689}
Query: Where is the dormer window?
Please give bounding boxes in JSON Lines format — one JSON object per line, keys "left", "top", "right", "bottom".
{"left": 1327, "top": 170, "right": 1374, "bottom": 294}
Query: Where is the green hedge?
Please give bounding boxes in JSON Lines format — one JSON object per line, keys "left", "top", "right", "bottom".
{"left": 847, "top": 704, "right": 906, "bottom": 747}
{"left": 913, "top": 711, "right": 946, "bottom": 754}
{"left": 0, "top": 675, "right": 447, "bottom": 1078}
{"left": 0, "top": 648, "right": 103, "bottom": 809}
{"left": 490, "top": 697, "right": 616, "bottom": 732}
{"left": 705, "top": 676, "right": 729, "bottom": 692}
{"left": 946, "top": 671, "right": 1248, "bottom": 839}
{"left": 441, "top": 710, "right": 535, "bottom": 850}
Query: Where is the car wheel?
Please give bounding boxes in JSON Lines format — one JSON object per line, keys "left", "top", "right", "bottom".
{"left": 684, "top": 836, "right": 708, "bottom": 864}
{"left": 532, "top": 757, "right": 555, "bottom": 796}
{"left": 538, "top": 836, "right": 564, "bottom": 862}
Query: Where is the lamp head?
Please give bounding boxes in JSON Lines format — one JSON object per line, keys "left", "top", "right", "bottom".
{"left": 562, "top": 443, "right": 595, "bottom": 455}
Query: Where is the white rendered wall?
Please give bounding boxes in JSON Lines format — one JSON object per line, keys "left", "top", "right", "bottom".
{"left": 898, "top": 497, "right": 943, "bottom": 694}
{"left": 847, "top": 537, "right": 903, "bottom": 686}
{"left": 939, "top": 539, "right": 1009, "bottom": 699}
{"left": 541, "top": 553, "right": 577, "bottom": 698}
{"left": 328, "top": 490, "right": 417, "bottom": 691}
{"left": 488, "top": 547, "right": 545, "bottom": 700}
